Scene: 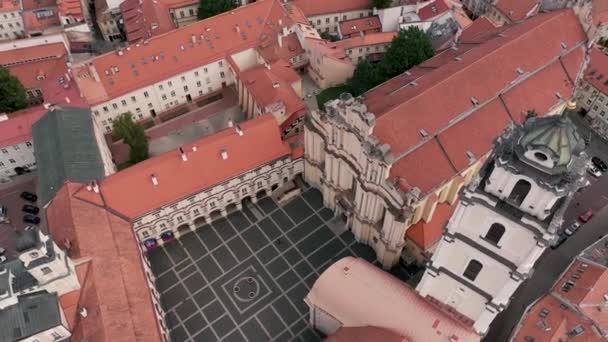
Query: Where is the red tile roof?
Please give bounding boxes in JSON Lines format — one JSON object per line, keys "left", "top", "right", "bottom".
{"left": 47, "top": 182, "right": 164, "bottom": 342}
{"left": 406, "top": 202, "right": 456, "bottom": 249}
{"left": 418, "top": 0, "right": 450, "bottom": 21}
{"left": 326, "top": 326, "right": 408, "bottom": 342}
{"left": 120, "top": 0, "right": 176, "bottom": 43}
{"left": 585, "top": 48, "right": 608, "bottom": 96}
{"left": 495, "top": 0, "right": 539, "bottom": 22}
{"left": 363, "top": 10, "right": 586, "bottom": 195}
{"left": 339, "top": 16, "right": 381, "bottom": 36}
{"left": 0, "top": 106, "right": 46, "bottom": 148}
{"left": 334, "top": 31, "right": 397, "bottom": 50}
{"left": 0, "top": 0, "right": 19, "bottom": 12}
{"left": 0, "top": 43, "right": 68, "bottom": 90}
{"left": 77, "top": 0, "right": 307, "bottom": 105}
{"left": 291, "top": 0, "right": 371, "bottom": 16}
{"left": 592, "top": 0, "right": 608, "bottom": 27}
{"left": 96, "top": 114, "right": 292, "bottom": 219}
{"left": 458, "top": 17, "right": 500, "bottom": 43}
{"left": 57, "top": 0, "right": 85, "bottom": 21}
{"left": 257, "top": 32, "right": 305, "bottom": 64}
{"left": 21, "top": 0, "right": 56, "bottom": 10}
{"left": 22, "top": 10, "right": 61, "bottom": 34}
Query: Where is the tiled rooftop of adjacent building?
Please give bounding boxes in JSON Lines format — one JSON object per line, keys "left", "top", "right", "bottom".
{"left": 147, "top": 187, "right": 379, "bottom": 341}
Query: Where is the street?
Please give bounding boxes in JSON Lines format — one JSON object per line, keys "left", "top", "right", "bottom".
{"left": 484, "top": 110, "right": 608, "bottom": 341}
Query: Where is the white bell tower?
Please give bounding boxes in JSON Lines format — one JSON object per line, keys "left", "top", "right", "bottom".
{"left": 416, "top": 114, "right": 587, "bottom": 335}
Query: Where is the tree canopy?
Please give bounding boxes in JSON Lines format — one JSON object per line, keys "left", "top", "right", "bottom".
{"left": 197, "top": 0, "right": 239, "bottom": 20}
{"left": 372, "top": 0, "right": 392, "bottom": 9}
{"left": 113, "top": 113, "right": 149, "bottom": 166}
{"left": 0, "top": 67, "right": 27, "bottom": 113}
{"left": 345, "top": 26, "right": 434, "bottom": 96}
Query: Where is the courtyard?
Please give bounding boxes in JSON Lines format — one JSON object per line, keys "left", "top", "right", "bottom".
{"left": 147, "top": 187, "right": 379, "bottom": 342}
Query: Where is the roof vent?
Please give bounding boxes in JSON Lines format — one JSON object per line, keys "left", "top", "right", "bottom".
{"left": 405, "top": 70, "right": 412, "bottom": 76}
{"left": 272, "top": 82, "right": 280, "bottom": 88}
{"left": 466, "top": 150, "right": 476, "bottom": 163}
{"left": 79, "top": 307, "right": 88, "bottom": 318}
{"left": 235, "top": 125, "right": 243, "bottom": 136}
{"left": 235, "top": 24, "right": 240, "bottom": 32}
{"left": 419, "top": 128, "right": 429, "bottom": 138}
{"left": 221, "top": 149, "right": 228, "bottom": 160}
{"left": 192, "top": 146, "right": 198, "bottom": 152}
{"left": 180, "top": 44, "right": 185, "bottom": 51}
{"left": 179, "top": 147, "right": 187, "bottom": 161}
{"left": 555, "top": 91, "right": 562, "bottom": 100}
{"left": 517, "top": 67, "right": 524, "bottom": 75}
{"left": 205, "top": 27, "right": 211, "bottom": 32}
{"left": 151, "top": 174, "right": 158, "bottom": 186}
{"left": 116, "top": 49, "right": 124, "bottom": 56}
{"left": 470, "top": 97, "right": 479, "bottom": 106}
{"left": 539, "top": 308, "right": 550, "bottom": 318}
{"left": 560, "top": 42, "right": 567, "bottom": 50}
{"left": 454, "top": 56, "right": 462, "bottom": 61}
{"left": 409, "top": 81, "right": 418, "bottom": 86}
{"left": 227, "top": 120, "right": 234, "bottom": 128}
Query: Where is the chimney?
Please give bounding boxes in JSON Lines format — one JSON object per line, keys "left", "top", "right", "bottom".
{"left": 151, "top": 174, "right": 158, "bottom": 186}
{"left": 272, "top": 82, "right": 280, "bottom": 88}
{"left": 86, "top": 184, "right": 92, "bottom": 191}
{"left": 235, "top": 125, "right": 243, "bottom": 136}
{"left": 191, "top": 34, "right": 196, "bottom": 44}
{"left": 92, "top": 180, "right": 99, "bottom": 193}
{"left": 278, "top": 33, "right": 283, "bottom": 47}
{"left": 116, "top": 48, "right": 124, "bottom": 56}
{"left": 179, "top": 147, "right": 187, "bottom": 161}
{"left": 278, "top": 19, "right": 282, "bottom": 26}
{"left": 221, "top": 149, "right": 228, "bottom": 160}
{"left": 79, "top": 307, "right": 88, "bottom": 318}
{"left": 227, "top": 120, "right": 234, "bottom": 127}
{"left": 192, "top": 146, "right": 198, "bottom": 152}
{"left": 235, "top": 24, "right": 240, "bottom": 32}
{"left": 264, "top": 62, "right": 271, "bottom": 70}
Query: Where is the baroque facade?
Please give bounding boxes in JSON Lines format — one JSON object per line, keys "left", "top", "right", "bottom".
{"left": 416, "top": 114, "right": 587, "bottom": 335}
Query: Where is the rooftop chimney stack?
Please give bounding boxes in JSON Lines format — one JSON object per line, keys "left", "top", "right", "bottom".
{"left": 272, "top": 82, "right": 280, "bottom": 88}
{"left": 92, "top": 180, "right": 99, "bottom": 193}
{"left": 264, "top": 62, "right": 271, "bottom": 70}
{"left": 235, "top": 125, "right": 243, "bottom": 136}
{"left": 227, "top": 120, "right": 234, "bottom": 128}
{"left": 151, "top": 174, "right": 158, "bottom": 186}
{"left": 221, "top": 149, "right": 228, "bottom": 160}
{"left": 192, "top": 146, "right": 198, "bottom": 152}
{"left": 179, "top": 146, "right": 188, "bottom": 161}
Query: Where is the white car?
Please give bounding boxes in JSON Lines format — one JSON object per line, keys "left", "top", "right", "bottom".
{"left": 587, "top": 165, "right": 602, "bottom": 178}
{"left": 565, "top": 221, "right": 581, "bottom": 236}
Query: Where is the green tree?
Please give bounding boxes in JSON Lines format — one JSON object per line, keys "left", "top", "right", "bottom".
{"left": 197, "top": 0, "right": 238, "bottom": 20}
{"left": 347, "top": 60, "right": 381, "bottom": 96}
{"left": 112, "top": 113, "right": 149, "bottom": 165}
{"left": 0, "top": 67, "right": 27, "bottom": 113}
{"left": 380, "top": 26, "right": 434, "bottom": 79}
{"left": 372, "top": 0, "right": 392, "bottom": 9}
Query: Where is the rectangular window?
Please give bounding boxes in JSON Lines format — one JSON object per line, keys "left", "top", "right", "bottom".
{"left": 142, "top": 230, "right": 149, "bottom": 238}
{"left": 162, "top": 94, "right": 167, "bottom": 100}
{"left": 112, "top": 103, "right": 118, "bottom": 109}
{"left": 189, "top": 9, "right": 195, "bottom": 16}
{"left": 208, "top": 86, "right": 212, "bottom": 92}
{"left": 121, "top": 100, "right": 127, "bottom": 106}
{"left": 197, "top": 81, "right": 202, "bottom": 87}
{"left": 170, "top": 91, "right": 176, "bottom": 97}
{"left": 13, "top": 145, "right": 19, "bottom": 151}
{"left": 9, "top": 159, "right": 16, "bottom": 164}
{"left": 204, "top": 67, "right": 208, "bottom": 73}
{"left": 218, "top": 61, "right": 223, "bottom": 67}
{"left": 184, "top": 86, "right": 189, "bottom": 92}
{"left": 158, "top": 84, "right": 164, "bottom": 90}
{"left": 181, "top": 76, "right": 186, "bottom": 81}
{"left": 334, "top": 16, "right": 338, "bottom": 22}
{"left": 41, "top": 267, "right": 52, "bottom": 275}
{"left": 93, "top": 110, "right": 99, "bottom": 116}
{"left": 168, "top": 81, "right": 173, "bottom": 86}
{"left": 317, "top": 19, "right": 321, "bottom": 25}
{"left": 206, "top": 77, "right": 211, "bottom": 84}
{"left": 325, "top": 18, "right": 330, "bottom": 23}
{"left": 135, "top": 107, "right": 141, "bottom": 112}
{"left": 180, "top": 10, "right": 184, "bottom": 17}
{"left": 1, "top": 149, "right": 7, "bottom": 154}
{"left": 194, "top": 71, "right": 199, "bottom": 77}
{"left": 103, "top": 106, "right": 109, "bottom": 112}
{"left": 209, "top": 202, "right": 216, "bottom": 209}
{"left": 177, "top": 216, "right": 184, "bottom": 223}
{"left": 257, "top": 181, "right": 263, "bottom": 188}
{"left": 144, "top": 91, "right": 149, "bottom": 98}
{"left": 220, "top": 71, "right": 225, "bottom": 78}
{"left": 131, "top": 96, "right": 136, "bottom": 102}
{"left": 25, "top": 142, "right": 32, "bottom": 147}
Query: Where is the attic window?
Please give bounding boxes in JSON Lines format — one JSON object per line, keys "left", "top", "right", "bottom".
{"left": 560, "top": 42, "right": 567, "bottom": 49}
{"left": 454, "top": 56, "right": 462, "bottom": 61}
{"left": 538, "top": 308, "right": 550, "bottom": 318}
{"left": 466, "top": 150, "right": 476, "bottom": 163}
{"left": 555, "top": 91, "right": 562, "bottom": 100}
{"left": 567, "top": 325, "right": 584, "bottom": 337}
{"left": 516, "top": 67, "right": 524, "bottom": 75}
{"left": 409, "top": 80, "right": 418, "bottom": 86}
{"left": 534, "top": 152, "right": 548, "bottom": 162}
{"left": 419, "top": 128, "right": 429, "bottom": 138}
{"left": 470, "top": 97, "right": 479, "bottom": 106}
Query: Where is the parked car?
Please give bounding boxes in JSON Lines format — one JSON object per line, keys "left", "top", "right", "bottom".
{"left": 21, "top": 204, "right": 39, "bottom": 215}
{"left": 22, "top": 214, "right": 40, "bottom": 225}
{"left": 579, "top": 209, "right": 594, "bottom": 223}
{"left": 565, "top": 222, "right": 581, "bottom": 236}
{"left": 592, "top": 157, "right": 608, "bottom": 172}
{"left": 587, "top": 165, "right": 602, "bottom": 178}
{"left": 552, "top": 233, "right": 568, "bottom": 249}
{"left": 20, "top": 191, "right": 37, "bottom": 202}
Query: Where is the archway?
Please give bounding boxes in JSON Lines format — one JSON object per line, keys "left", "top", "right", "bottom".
{"left": 194, "top": 216, "right": 208, "bottom": 228}
{"left": 209, "top": 209, "right": 222, "bottom": 222}
{"left": 226, "top": 202, "right": 238, "bottom": 215}
{"left": 255, "top": 189, "right": 266, "bottom": 199}
{"left": 177, "top": 224, "right": 191, "bottom": 237}
{"left": 508, "top": 179, "right": 531, "bottom": 206}
{"left": 271, "top": 183, "right": 279, "bottom": 191}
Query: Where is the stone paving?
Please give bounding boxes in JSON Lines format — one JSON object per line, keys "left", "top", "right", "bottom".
{"left": 147, "top": 188, "right": 378, "bottom": 342}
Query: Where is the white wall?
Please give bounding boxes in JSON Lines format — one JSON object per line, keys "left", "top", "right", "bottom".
{"left": 0, "top": 9, "right": 24, "bottom": 40}
{"left": 0, "top": 33, "right": 69, "bottom": 52}
{"left": 0, "top": 141, "right": 36, "bottom": 179}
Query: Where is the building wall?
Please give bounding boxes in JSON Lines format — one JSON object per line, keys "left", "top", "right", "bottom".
{"left": 306, "top": 45, "right": 354, "bottom": 89}
{"left": 344, "top": 42, "right": 391, "bottom": 63}
{"left": 0, "top": 140, "right": 36, "bottom": 180}
{"left": 91, "top": 116, "right": 116, "bottom": 175}
{"left": 577, "top": 80, "right": 608, "bottom": 122}
{"left": 169, "top": 4, "right": 199, "bottom": 28}
{"left": 308, "top": 9, "right": 374, "bottom": 34}
{"left": 97, "top": 13, "right": 122, "bottom": 41}
{"left": 91, "top": 58, "right": 232, "bottom": 132}
{"left": 0, "top": 9, "right": 24, "bottom": 40}
{"left": 132, "top": 154, "right": 304, "bottom": 247}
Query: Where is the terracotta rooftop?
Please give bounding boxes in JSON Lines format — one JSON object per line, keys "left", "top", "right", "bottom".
{"left": 406, "top": 202, "right": 456, "bottom": 249}
{"left": 306, "top": 257, "right": 480, "bottom": 342}
{"left": 120, "top": 0, "right": 176, "bottom": 43}
{"left": 0, "top": 106, "right": 46, "bottom": 148}
{"left": 325, "top": 326, "right": 408, "bottom": 342}
{"left": 22, "top": 9, "right": 61, "bottom": 34}
{"left": 418, "top": 0, "right": 450, "bottom": 21}
{"left": 46, "top": 182, "right": 164, "bottom": 342}
{"left": 21, "top": 0, "right": 55, "bottom": 10}
{"left": 0, "top": 0, "right": 19, "bottom": 12}
{"left": 76, "top": 0, "right": 307, "bottom": 105}
{"left": 592, "top": 0, "right": 608, "bottom": 27}
{"left": 339, "top": 15, "right": 381, "bottom": 36}
{"left": 363, "top": 10, "right": 586, "bottom": 195}
{"left": 457, "top": 16, "right": 501, "bottom": 43}
{"left": 0, "top": 43, "right": 68, "bottom": 90}
{"left": 240, "top": 60, "right": 306, "bottom": 126}
{"left": 495, "top": 0, "right": 539, "bottom": 22}
{"left": 334, "top": 31, "right": 397, "bottom": 50}
{"left": 92, "top": 114, "right": 292, "bottom": 219}
{"left": 584, "top": 48, "right": 608, "bottom": 96}
{"left": 257, "top": 32, "right": 305, "bottom": 64}
{"left": 290, "top": 0, "right": 371, "bottom": 17}
{"left": 57, "top": 0, "right": 85, "bottom": 21}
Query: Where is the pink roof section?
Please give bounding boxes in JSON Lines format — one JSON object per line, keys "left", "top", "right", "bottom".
{"left": 306, "top": 257, "right": 480, "bottom": 342}
{"left": 0, "top": 106, "right": 47, "bottom": 148}
{"left": 0, "top": 0, "right": 19, "bottom": 12}
{"left": 418, "top": 0, "right": 450, "bottom": 21}
{"left": 306, "top": 37, "right": 352, "bottom": 64}
{"left": 291, "top": 0, "right": 371, "bottom": 16}
{"left": 326, "top": 326, "right": 408, "bottom": 342}
{"left": 495, "top": 0, "right": 539, "bottom": 22}
{"left": 57, "top": 0, "right": 85, "bottom": 21}
{"left": 334, "top": 32, "right": 397, "bottom": 50}
{"left": 585, "top": 48, "right": 608, "bottom": 95}
{"left": 339, "top": 16, "right": 381, "bottom": 36}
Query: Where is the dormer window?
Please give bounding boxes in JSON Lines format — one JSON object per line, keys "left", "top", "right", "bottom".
{"left": 534, "top": 152, "right": 548, "bottom": 162}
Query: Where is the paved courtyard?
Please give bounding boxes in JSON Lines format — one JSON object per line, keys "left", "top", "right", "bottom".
{"left": 147, "top": 187, "right": 378, "bottom": 342}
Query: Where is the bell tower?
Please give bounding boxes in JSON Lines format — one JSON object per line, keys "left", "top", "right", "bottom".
{"left": 416, "top": 114, "right": 587, "bottom": 335}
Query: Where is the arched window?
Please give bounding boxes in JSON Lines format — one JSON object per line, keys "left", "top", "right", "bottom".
{"left": 485, "top": 223, "right": 505, "bottom": 244}
{"left": 463, "top": 260, "right": 483, "bottom": 281}
{"left": 508, "top": 179, "right": 531, "bottom": 206}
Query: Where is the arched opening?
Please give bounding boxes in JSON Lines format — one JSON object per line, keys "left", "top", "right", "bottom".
{"left": 209, "top": 209, "right": 222, "bottom": 222}
{"left": 194, "top": 216, "right": 207, "bottom": 228}
{"left": 463, "top": 260, "right": 483, "bottom": 282}
{"left": 225, "top": 202, "right": 238, "bottom": 214}
{"left": 484, "top": 223, "right": 505, "bottom": 244}
{"left": 255, "top": 189, "right": 266, "bottom": 199}
{"left": 508, "top": 179, "right": 531, "bottom": 206}
{"left": 241, "top": 196, "right": 252, "bottom": 206}
{"left": 176, "top": 224, "right": 191, "bottom": 236}
{"left": 271, "top": 183, "right": 279, "bottom": 191}
{"left": 283, "top": 177, "right": 288, "bottom": 183}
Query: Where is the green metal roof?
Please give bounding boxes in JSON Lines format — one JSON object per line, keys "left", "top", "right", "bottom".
{"left": 32, "top": 107, "right": 106, "bottom": 205}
